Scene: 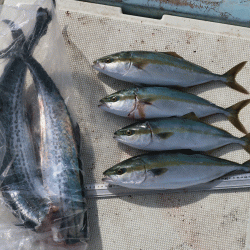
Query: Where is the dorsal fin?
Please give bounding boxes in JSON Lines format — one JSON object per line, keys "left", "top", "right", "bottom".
{"left": 182, "top": 112, "right": 200, "bottom": 121}
{"left": 161, "top": 52, "right": 183, "bottom": 59}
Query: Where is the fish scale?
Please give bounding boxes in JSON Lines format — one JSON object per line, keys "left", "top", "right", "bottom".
{"left": 99, "top": 87, "right": 250, "bottom": 134}
{"left": 0, "top": 8, "right": 52, "bottom": 230}
{"left": 0, "top": 57, "right": 50, "bottom": 230}
{"left": 26, "top": 55, "right": 88, "bottom": 243}
{"left": 114, "top": 116, "right": 250, "bottom": 153}
{"left": 103, "top": 152, "right": 250, "bottom": 190}
{"left": 93, "top": 51, "right": 248, "bottom": 94}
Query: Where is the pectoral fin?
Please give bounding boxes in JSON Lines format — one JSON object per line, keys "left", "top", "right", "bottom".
{"left": 182, "top": 112, "right": 200, "bottom": 121}
{"left": 133, "top": 61, "right": 148, "bottom": 70}
{"left": 149, "top": 168, "right": 168, "bottom": 176}
{"left": 139, "top": 99, "right": 153, "bottom": 105}
{"left": 156, "top": 132, "right": 174, "bottom": 139}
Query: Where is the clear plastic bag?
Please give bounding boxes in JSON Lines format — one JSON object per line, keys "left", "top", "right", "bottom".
{"left": 0, "top": 1, "right": 88, "bottom": 248}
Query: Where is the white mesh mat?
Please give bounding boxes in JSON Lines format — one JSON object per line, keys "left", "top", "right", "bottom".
{"left": 59, "top": 2, "right": 250, "bottom": 185}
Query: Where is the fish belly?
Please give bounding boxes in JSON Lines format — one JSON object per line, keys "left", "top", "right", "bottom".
{"left": 138, "top": 164, "right": 239, "bottom": 189}
{"left": 134, "top": 99, "right": 221, "bottom": 119}
{"left": 125, "top": 64, "right": 222, "bottom": 86}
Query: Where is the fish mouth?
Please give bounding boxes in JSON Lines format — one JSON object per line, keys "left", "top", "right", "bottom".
{"left": 93, "top": 61, "right": 105, "bottom": 71}
{"left": 113, "top": 131, "right": 120, "bottom": 140}
{"left": 98, "top": 99, "right": 109, "bottom": 108}
{"left": 102, "top": 176, "right": 114, "bottom": 183}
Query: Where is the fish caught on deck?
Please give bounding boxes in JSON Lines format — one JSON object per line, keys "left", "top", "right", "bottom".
{"left": 1, "top": 6, "right": 88, "bottom": 244}
{"left": 0, "top": 8, "right": 52, "bottom": 230}
{"left": 103, "top": 152, "right": 250, "bottom": 189}
{"left": 93, "top": 51, "right": 248, "bottom": 94}
{"left": 23, "top": 50, "right": 88, "bottom": 244}
{"left": 99, "top": 87, "right": 250, "bottom": 134}
{"left": 114, "top": 113, "right": 250, "bottom": 153}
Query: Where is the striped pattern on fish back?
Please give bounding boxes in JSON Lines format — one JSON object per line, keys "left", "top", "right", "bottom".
{"left": 0, "top": 58, "right": 50, "bottom": 228}
{"left": 26, "top": 56, "right": 87, "bottom": 241}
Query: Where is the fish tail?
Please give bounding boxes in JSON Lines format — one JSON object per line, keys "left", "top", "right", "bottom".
{"left": 0, "top": 8, "right": 51, "bottom": 59}
{"left": 241, "top": 134, "right": 250, "bottom": 154}
{"left": 226, "top": 99, "right": 250, "bottom": 134}
{"left": 242, "top": 160, "right": 250, "bottom": 171}
{"left": 223, "top": 61, "right": 248, "bottom": 94}
{"left": 0, "top": 20, "right": 25, "bottom": 59}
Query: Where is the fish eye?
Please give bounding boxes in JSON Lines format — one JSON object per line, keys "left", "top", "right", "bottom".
{"left": 105, "top": 58, "right": 111, "bottom": 63}
{"left": 126, "top": 130, "right": 132, "bottom": 136}
{"left": 117, "top": 168, "right": 126, "bottom": 175}
{"left": 111, "top": 96, "right": 117, "bottom": 102}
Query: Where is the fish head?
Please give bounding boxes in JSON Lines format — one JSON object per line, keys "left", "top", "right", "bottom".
{"left": 98, "top": 88, "right": 136, "bottom": 117}
{"left": 93, "top": 52, "right": 131, "bottom": 77}
{"left": 113, "top": 121, "right": 152, "bottom": 149}
{"left": 102, "top": 156, "right": 146, "bottom": 186}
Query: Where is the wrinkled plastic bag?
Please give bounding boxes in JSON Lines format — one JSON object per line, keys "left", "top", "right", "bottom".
{"left": 0, "top": 0, "right": 88, "bottom": 249}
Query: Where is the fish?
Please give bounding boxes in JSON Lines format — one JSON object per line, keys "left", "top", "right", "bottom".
{"left": 22, "top": 54, "right": 88, "bottom": 243}
{"left": 93, "top": 51, "right": 248, "bottom": 94}
{"left": 103, "top": 152, "right": 250, "bottom": 189}
{"left": 99, "top": 87, "right": 250, "bottom": 134}
{"left": 0, "top": 8, "right": 52, "bottom": 230}
{"left": 114, "top": 113, "right": 250, "bottom": 153}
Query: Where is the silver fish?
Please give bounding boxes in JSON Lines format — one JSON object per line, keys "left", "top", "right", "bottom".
{"left": 99, "top": 87, "right": 250, "bottom": 134}
{"left": 103, "top": 152, "right": 250, "bottom": 189}
{"left": 93, "top": 51, "right": 248, "bottom": 94}
{"left": 24, "top": 55, "right": 88, "bottom": 244}
{"left": 114, "top": 113, "right": 250, "bottom": 153}
{"left": 0, "top": 8, "right": 52, "bottom": 230}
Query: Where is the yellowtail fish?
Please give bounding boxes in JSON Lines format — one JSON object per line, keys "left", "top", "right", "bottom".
{"left": 93, "top": 51, "right": 248, "bottom": 94}
{"left": 99, "top": 87, "right": 250, "bottom": 134}
{"left": 103, "top": 152, "right": 250, "bottom": 189}
{"left": 114, "top": 113, "right": 250, "bottom": 153}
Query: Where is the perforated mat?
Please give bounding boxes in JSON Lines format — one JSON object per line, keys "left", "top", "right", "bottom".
{"left": 58, "top": 2, "right": 250, "bottom": 184}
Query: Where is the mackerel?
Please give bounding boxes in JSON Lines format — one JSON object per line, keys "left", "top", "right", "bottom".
{"left": 23, "top": 55, "right": 88, "bottom": 243}
{"left": 0, "top": 8, "right": 52, "bottom": 230}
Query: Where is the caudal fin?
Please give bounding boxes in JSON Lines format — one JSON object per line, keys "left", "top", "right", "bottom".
{"left": 226, "top": 99, "right": 250, "bottom": 134}
{"left": 242, "top": 160, "right": 250, "bottom": 172}
{"left": 0, "top": 20, "right": 25, "bottom": 59}
{"left": 0, "top": 8, "right": 51, "bottom": 59}
{"left": 241, "top": 134, "right": 250, "bottom": 154}
{"left": 223, "top": 61, "right": 248, "bottom": 94}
